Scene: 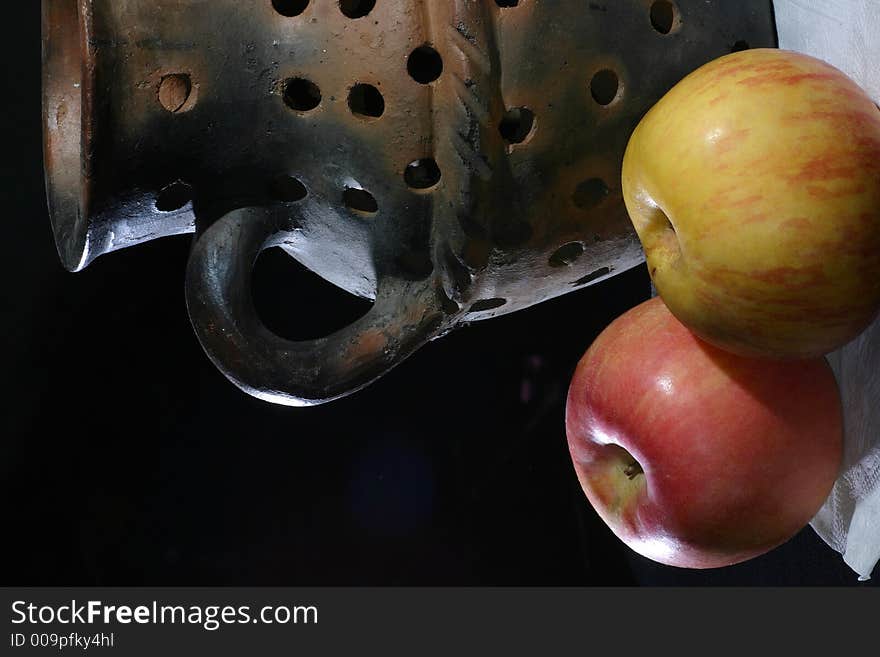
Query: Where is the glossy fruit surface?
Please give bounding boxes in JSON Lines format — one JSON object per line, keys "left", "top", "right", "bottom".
{"left": 622, "top": 49, "right": 880, "bottom": 358}
{"left": 566, "top": 296, "right": 843, "bottom": 569}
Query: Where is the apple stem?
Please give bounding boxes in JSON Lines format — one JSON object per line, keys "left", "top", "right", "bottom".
{"left": 624, "top": 461, "right": 643, "bottom": 480}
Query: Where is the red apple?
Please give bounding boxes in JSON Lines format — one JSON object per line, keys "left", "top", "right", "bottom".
{"left": 566, "top": 297, "right": 843, "bottom": 569}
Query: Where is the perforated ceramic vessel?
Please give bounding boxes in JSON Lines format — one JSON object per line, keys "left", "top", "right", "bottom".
{"left": 42, "top": 0, "right": 777, "bottom": 405}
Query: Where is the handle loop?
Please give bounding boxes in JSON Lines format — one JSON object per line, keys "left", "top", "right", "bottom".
{"left": 185, "top": 206, "right": 442, "bottom": 406}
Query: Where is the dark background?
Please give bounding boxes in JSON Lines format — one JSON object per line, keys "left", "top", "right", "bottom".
{"left": 1, "top": 2, "right": 870, "bottom": 587}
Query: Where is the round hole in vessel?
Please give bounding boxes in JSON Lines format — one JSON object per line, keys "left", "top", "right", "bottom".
{"left": 269, "top": 175, "right": 308, "bottom": 203}
{"left": 408, "top": 45, "right": 443, "bottom": 84}
{"left": 283, "top": 77, "right": 322, "bottom": 112}
{"left": 650, "top": 1, "right": 679, "bottom": 35}
{"left": 339, "top": 0, "right": 376, "bottom": 19}
{"left": 272, "top": 0, "right": 310, "bottom": 17}
{"left": 158, "top": 74, "right": 194, "bottom": 113}
{"left": 348, "top": 83, "right": 385, "bottom": 118}
{"left": 156, "top": 181, "right": 193, "bottom": 212}
{"left": 590, "top": 69, "right": 620, "bottom": 106}
{"left": 343, "top": 187, "right": 379, "bottom": 215}
{"left": 499, "top": 107, "right": 536, "bottom": 144}
{"left": 404, "top": 158, "right": 442, "bottom": 190}
{"left": 549, "top": 242, "right": 585, "bottom": 268}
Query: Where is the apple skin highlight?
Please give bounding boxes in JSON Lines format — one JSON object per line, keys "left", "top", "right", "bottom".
{"left": 622, "top": 48, "right": 880, "bottom": 359}
{"left": 565, "top": 297, "right": 843, "bottom": 569}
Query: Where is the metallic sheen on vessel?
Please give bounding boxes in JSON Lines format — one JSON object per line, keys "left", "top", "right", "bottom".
{"left": 42, "top": 0, "right": 777, "bottom": 405}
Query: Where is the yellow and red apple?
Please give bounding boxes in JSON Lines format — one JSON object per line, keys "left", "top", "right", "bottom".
{"left": 622, "top": 49, "right": 880, "bottom": 359}
{"left": 565, "top": 297, "right": 843, "bottom": 569}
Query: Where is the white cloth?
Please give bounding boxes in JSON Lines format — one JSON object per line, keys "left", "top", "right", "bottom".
{"left": 774, "top": 0, "right": 880, "bottom": 580}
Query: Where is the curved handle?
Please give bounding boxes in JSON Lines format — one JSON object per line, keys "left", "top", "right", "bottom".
{"left": 185, "top": 206, "right": 443, "bottom": 406}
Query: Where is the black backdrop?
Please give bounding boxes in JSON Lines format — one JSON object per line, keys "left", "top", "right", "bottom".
{"left": 1, "top": 2, "right": 870, "bottom": 587}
